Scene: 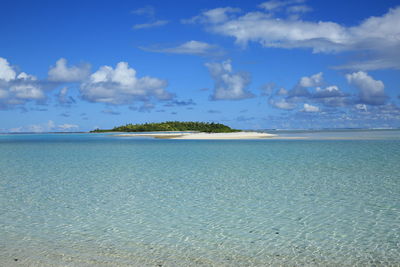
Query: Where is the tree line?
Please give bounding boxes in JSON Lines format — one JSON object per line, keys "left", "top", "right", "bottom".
{"left": 91, "top": 121, "right": 240, "bottom": 133}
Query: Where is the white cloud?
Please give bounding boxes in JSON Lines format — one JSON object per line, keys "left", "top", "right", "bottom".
{"left": 10, "top": 84, "right": 44, "bottom": 100}
{"left": 269, "top": 98, "right": 296, "bottom": 110}
{"left": 17, "top": 72, "right": 37, "bottom": 80}
{"left": 259, "top": 0, "right": 305, "bottom": 12}
{"left": 346, "top": 71, "right": 386, "bottom": 105}
{"left": 0, "top": 57, "right": 16, "bottom": 81}
{"left": 141, "top": 40, "right": 223, "bottom": 56}
{"left": 182, "top": 7, "right": 241, "bottom": 24}
{"left": 313, "top": 85, "right": 344, "bottom": 98}
{"left": 299, "top": 72, "right": 323, "bottom": 87}
{"left": 310, "top": 85, "right": 349, "bottom": 107}
{"left": 355, "top": 104, "right": 368, "bottom": 112}
{"left": 0, "top": 57, "right": 46, "bottom": 109}
{"left": 205, "top": 60, "right": 254, "bottom": 100}
{"left": 270, "top": 71, "right": 351, "bottom": 109}
{"left": 133, "top": 20, "right": 168, "bottom": 29}
{"left": 48, "top": 58, "right": 90, "bottom": 82}
{"left": 303, "top": 103, "right": 320, "bottom": 112}
{"left": 211, "top": 12, "right": 350, "bottom": 52}
{"left": 190, "top": 4, "right": 400, "bottom": 69}
{"left": 80, "top": 61, "right": 172, "bottom": 105}
{"left": 259, "top": 0, "right": 287, "bottom": 11}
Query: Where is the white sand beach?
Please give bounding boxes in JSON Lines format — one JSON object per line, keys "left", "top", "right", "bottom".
{"left": 114, "top": 131, "right": 276, "bottom": 139}
{"left": 173, "top": 131, "right": 276, "bottom": 139}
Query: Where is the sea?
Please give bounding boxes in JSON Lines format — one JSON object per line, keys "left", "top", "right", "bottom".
{"left": 1, "top": 130, "right": 399, "bottom": 266}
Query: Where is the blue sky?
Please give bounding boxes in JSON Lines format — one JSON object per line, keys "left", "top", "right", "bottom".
{"left": 1, "top": 0, "right": 400, "bottom": 132}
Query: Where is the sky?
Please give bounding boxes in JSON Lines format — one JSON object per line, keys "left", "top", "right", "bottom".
{"left": 1, "top": 0, "right": 400, "bottom": 132}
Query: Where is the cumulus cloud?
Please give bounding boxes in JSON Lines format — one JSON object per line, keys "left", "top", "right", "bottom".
{"left": 205, "top": 60, "right": 254, "bottom": 100}
{"left": 312, "top": 85, "right": 349, "bottom": 107}
{"left": 0, "top": 57, "right": 47, "bottom": 109}
{"left": 302, "top": 103, "right": 320, "bottom": 112}
{"left": 2, "top": 57, "right": 175, "bottom": 109}
{"left": 133, "top": 20, "right": 169, "bottom": 29}
{"left": 141, "top": 40, "right": 223, "bottom": 57}
{"left": 299, "top": 72, "right": 323, "bottom": 87}
{"left": 48, "top": 58, "right": 90, "bottom": 82}
{"left": 0, "top": 57, "right": 16, "bottom": 82}
{"left": 346, "top": 71, "right": 387, "bottom": 105}
{"left": 10, "top": 83, "right": 44, "bottom": 100}
{"left": 268, "top": 71, "right": 353, "bottom": 111}
{"left": 80, "top": 61, "right": 172, "bottom": 105}
{"left": 187, "top": 4, "right": 400, "bottom": 70}
{"left": 313, "top": 85, "right": 343, "bottom": 98}
{"left": 284, "top": 72, "right": 351, "bottom": 107}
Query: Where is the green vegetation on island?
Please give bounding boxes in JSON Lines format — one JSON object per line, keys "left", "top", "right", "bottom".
{"left": 91, "top": 121, "right": 240, "bottom": 133}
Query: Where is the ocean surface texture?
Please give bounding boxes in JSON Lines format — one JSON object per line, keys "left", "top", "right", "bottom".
{"left": 1, "top": 131, "right": 400, "bottom": 266}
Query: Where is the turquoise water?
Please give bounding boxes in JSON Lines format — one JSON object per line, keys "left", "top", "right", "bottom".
{"left": 1, "top": 132, "right": 400, "bottom": 266}
{"left": 270, "top": 129, "right": 400, "bottom": 140}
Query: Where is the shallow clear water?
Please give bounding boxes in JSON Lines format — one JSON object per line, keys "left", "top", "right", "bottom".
{"left": 1, "top": 132, "right": 400, "bottom": 266}
{"left": 270, "top": 129, "right": 400, "bottom": 140}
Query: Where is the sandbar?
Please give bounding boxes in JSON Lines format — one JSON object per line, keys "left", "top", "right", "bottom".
{"left": 114, "top": 131, "right": 276, "bottom": 139}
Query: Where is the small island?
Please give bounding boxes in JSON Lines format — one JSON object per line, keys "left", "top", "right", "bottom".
{"left": 91, "top": 121, "right": 276, "bottom": 139}
{"left": 91, "top": 121, "right": 241, "bottom": 133}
